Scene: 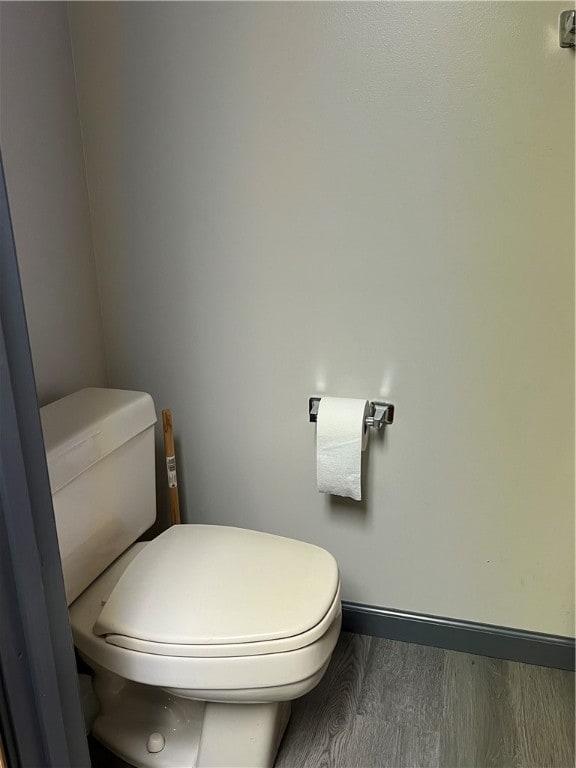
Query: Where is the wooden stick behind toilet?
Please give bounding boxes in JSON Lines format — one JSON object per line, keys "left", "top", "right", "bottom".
{"left": 162, "top": 409, "right": 181, "bottom": 526}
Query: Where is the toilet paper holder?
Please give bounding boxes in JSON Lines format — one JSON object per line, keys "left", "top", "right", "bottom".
{"left": 308, "top": 397, "right": 395, "bottom": 429}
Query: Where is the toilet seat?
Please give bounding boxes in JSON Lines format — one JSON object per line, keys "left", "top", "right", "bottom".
{"left": 103, "top": 583, "right": 341, "bottom": 658}
{"left": 70, "top": 525, "right": 342, "bottom": 700}
{"left": 94, "top": 524, "right": 340, "bottom": 650}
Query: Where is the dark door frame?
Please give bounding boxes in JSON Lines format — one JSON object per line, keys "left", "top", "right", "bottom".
{"left": 0, "top": 154, "right": 90, "bottom": 767}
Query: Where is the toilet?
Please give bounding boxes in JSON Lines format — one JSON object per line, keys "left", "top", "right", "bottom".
{"left": 40, "top": 387, "right": 341, "bottom": 768}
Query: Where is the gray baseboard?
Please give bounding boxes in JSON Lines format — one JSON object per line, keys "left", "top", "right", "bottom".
{"left": 342, "top": 601, "right": 575, "bottom": 671}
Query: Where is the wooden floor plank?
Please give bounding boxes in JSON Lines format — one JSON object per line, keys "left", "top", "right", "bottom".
{"left": 275, "top": 631, "right": 372, "bottom": 768}
{"left": 394, "top": 721, "right": 441, "bottom": 768}
{"left": 357, "top": 636, "right": 445, "bottom": 732}
{"left": 330, "top": 716, "right": 399, "bottom": 768}
{"left": 507, "top": 659, "right": 575, "bottom": 768}
{"left": 439, "top": 651, "right": 519, "bottom": 768}
{"left": 338, "top": 716, "right": 440, "bottom": 768}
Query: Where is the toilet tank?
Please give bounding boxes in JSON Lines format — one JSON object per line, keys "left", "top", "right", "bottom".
{"left": 40, "top": 388, "right": 157, "bottom": 605}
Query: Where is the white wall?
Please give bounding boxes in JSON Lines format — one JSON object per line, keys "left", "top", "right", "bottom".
{"left": 0, "top": 2, "right": 107, "bottom": 405}
{"left": 69, "top": 2, "right": 574, "bottom": 636}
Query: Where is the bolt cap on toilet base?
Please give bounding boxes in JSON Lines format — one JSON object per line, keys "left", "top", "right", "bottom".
{"left": 147, "top": 732, "right": 165, "bottom": 753}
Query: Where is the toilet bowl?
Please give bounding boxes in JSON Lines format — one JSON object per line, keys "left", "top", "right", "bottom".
{"left": 41, "top": 388, "right": 341, "bottom": 768}
{"left": 70, "top": 526, "right": 341, "bottom": 767}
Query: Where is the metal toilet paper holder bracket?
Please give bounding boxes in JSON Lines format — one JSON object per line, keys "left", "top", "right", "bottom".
{"left": 309, "top": 397, "right": 395, "bottom": 429}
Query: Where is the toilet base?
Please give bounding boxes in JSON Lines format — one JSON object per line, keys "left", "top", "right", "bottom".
{"left": 91, "top": 669, "right": 291, "bottom": 768}
{"left": 197, "top": 699, "right": 291, "bottom": 768}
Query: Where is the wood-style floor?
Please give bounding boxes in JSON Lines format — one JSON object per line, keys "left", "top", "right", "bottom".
{"left": 275, "top": 632, "right": 575, "bottom": 768}
{"left": 89, "top": 631, "right": 575, "bottom": 768}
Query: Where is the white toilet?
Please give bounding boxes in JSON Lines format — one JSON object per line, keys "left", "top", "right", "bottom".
{"left": 40, "top": 387, "right": 341, "bottom": 768}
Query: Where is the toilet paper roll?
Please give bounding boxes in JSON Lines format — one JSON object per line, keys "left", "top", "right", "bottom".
{"left": 316, "top": 397, "right": 370, "bottom": 501}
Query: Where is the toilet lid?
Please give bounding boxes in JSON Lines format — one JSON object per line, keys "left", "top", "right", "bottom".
{"left": 94, "top": 525, "right": 340, "bottom": 647}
